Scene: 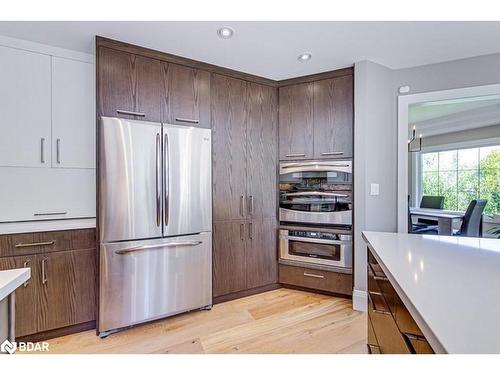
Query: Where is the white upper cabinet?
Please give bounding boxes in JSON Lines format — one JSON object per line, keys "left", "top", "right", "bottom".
{"left": 0, "top": 46, "right": 52, "bottom": 167}
{"left": 52, "top": 57, "right": 95, "bottom": 169}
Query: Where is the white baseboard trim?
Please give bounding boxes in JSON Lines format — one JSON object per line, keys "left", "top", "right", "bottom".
{"left": 352, "top": 289, "right": 367, "bottom": 312}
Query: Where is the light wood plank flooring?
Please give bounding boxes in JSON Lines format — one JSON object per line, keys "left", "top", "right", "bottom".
{"left": 42, "top": 288, "right": 367, "bottom": 354}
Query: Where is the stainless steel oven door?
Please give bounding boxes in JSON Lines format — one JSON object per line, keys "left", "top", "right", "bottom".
{"left": 279, "top": 230, "right": 352, "bottom": 269}
{"left": 279, "top": 207, "right": 352, "bottom": 226}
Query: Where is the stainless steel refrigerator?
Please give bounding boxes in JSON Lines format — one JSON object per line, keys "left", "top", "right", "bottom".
{"left": 98, "top": 117, "right": 212, "bottom": 336}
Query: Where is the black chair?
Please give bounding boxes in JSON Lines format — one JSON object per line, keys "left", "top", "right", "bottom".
{"left": 454, "top": 199, "right": 487, "bottom": 237}
{"left": 408, "top": 196, "right": 438, "bottom": 234}
{"left": 417, "top": 195, "right": 445, "bottom": 227}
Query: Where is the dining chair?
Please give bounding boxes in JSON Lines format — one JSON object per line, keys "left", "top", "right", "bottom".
{"left": 417, "top": 195, "right": 445, "bottom": 227}
{"left": 454, "top": 199, "right": 487, "bottom": 237}
{"left": 408, "top": 196, "right": 438, "bottom": 234}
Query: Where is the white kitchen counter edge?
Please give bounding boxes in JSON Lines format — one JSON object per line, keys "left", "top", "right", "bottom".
{"left": 0, "top": 268, "right": 30, "bottom": 301}
{"left": 0, "top": 218, "right": 96, "bottom": 235}
{"left": 361, "top": 231, "right": 447, "bottom": 354}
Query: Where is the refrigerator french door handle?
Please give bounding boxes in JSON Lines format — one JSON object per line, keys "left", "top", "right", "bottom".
{"left": 164, "top": 132, "right": 169, "bottom": 227}
{"left": 155, "top": 133, "right": 161, "bottom": 227}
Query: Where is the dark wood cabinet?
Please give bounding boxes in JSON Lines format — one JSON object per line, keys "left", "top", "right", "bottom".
{"left": 0, "top": 229, "right": 96, "bottom": 340}
{"left": 162, "top": 63, "right": 211, "bottom": 128}
{"left": 313, "top": 75, "right": 353, "bottom": 159}
{"left": 246, "top": 218, "right": 277, "bottom": 289}
{"left": 211, "top": 74, "right": 248, "bottom": 221}
{"left": 247, "top": 82, "right": 278, "bottom": 219}
{"left": 98, "top": 47, "right": 161, "bottom": 122}
{"left": 279, "top": 264, "right": 353, "bottom": 295}
{"left": 367, "top": 247, "right": 434, "bottom": 354}
{"left": 212, "top": 77, "right": 278, "bottom": 300}
{"left": 0, "top": 255, "right": 39, "bottom": 337}
{"left": 213, "top": 221, "right": 247, "bottom": 297}
{"left": 38, "top": 248, "right": 96, "bottom": 332}
{"left": 278, "top": 83, "right": 314, "bottom": 160}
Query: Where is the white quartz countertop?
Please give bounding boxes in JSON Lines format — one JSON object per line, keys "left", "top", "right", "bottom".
{"left": 0, "top": 268, "right": 31, "bottom": 301}
{"left": 0, "top": 218, "right": 96, "bottom": 235}
{"left": 362, "top": 231, "right": 500, "bottom": 354}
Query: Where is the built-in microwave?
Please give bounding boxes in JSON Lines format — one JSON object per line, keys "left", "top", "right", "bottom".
{"left": 279, "top": 160, "right": 352, "bottom": 227}
{"left": 279, "top": 229, "right": 352, "bottom": 270}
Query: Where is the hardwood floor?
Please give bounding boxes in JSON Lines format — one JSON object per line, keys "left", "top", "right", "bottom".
{"left": 40, "top": 288, "right": 367, "bottom": 354}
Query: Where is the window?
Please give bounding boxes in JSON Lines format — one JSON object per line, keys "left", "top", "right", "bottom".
{"left": 421, "top": 145, "right": 500, "bottom": 215}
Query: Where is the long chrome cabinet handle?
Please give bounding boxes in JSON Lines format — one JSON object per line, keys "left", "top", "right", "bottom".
{"left": 41, "top": 257, "right": 48, "bottom": 284}
{"left": 285, "top": 153, "right": 306, "bottom": 158}
{"left": 321, "top": 151, "right": 344, "bottom": 156}
{"left": 175, "top": 117, "right": 199, "bottom": 124}
{"left": 115, "top": 241, "right": 202, "bottom": 255}
{"left": 56, "top": 138, "right": 61, "bottom": 164}
{"left": 248, "top": 196, "right": 254, "bottom": 216}
{"left": 116, "top": 109, "right": 145, "bottom": 117}
{"left": 15, "top": 241, "right": 55, "bottom": 248}
{"left": 34, "top": 212, "right": 67, "bottom": 216}
{"left": 368, "top": 292, "right": 391, "bottom": 315}
{"left": 155, "top": 133, "right": 161, "bottom": 227}
{"left": 164, "top": 132, "right": 169, "bottom": 226}
{"left": 240, "top": 195, "right": 246, "bottom": 217}
{"left": 303, "top": 272, "right": 324, "bottom": 279}
{"left": 282, "top": 161, "right": 350, "bottom": 169}
{"left": 240, "top": 223, "right": 244, "bottom": 241}
{"left": 23, "top": 260, "right": 30, "bottom": 287}
{"left": 40, "top": 138, "right": 45, "bottom": 163}
{"left": 284, "top": 191, "right": 349, "bottom": 198}
{"left": 248, "top": 222, "right": 253, "bottom": 240}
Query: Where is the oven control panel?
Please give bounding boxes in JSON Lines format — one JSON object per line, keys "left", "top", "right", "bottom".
{"left": 288, "top": 230, "right": 340, "bottom": 241}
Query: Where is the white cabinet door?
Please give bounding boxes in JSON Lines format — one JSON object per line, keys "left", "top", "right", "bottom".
{"left": 0, "top": 167, "right": 96, "bottom": 222}
{"left": 0, "top": 46, "right": 52, "bottom": 167}
{"left": 52, "top": 57, "right": 95, "bottom": 169}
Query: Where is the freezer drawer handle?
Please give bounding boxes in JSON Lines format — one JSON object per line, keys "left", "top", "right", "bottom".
{"left": 115, "top": 241, "right": 203, "bottom": 255}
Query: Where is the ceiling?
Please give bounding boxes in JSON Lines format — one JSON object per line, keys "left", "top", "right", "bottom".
{"left": 1, "top": 21, "right": 500, "bottom": 80}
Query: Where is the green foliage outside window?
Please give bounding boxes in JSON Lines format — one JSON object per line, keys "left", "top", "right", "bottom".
{"left": 421, "top": 146, "right": 500, "bottom": 215}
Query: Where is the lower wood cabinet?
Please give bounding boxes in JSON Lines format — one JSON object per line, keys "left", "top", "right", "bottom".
{"left": 213, "top": 218, "right": 277, "bottom": 298}
{"left": 367, "top": 247, "right": 434, "bottom": 354}
{"left": 0, "top": 229, "right": 96, "bottom": 339}
{"left": 279, "top": 264, "right": 352, "bottom": 296}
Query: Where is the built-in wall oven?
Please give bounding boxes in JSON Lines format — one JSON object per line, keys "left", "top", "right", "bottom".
{"left": 279, "top": 160, "right": 352, "bottom": 227}
{"left": 279, "top": 229, "right": 352, "bottom": 270}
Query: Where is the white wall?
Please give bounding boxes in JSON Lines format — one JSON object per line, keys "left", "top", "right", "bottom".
{"left": 353, "top": 60, "right": 396, "bottom": 310}
{"left": 353, "top": 52, "right": 500, "bottom": 311}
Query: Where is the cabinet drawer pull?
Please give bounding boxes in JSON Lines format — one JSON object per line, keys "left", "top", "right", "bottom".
{"left": 116, "top": 109, "right": 146, "bottom": 117}
{"left": 285, "top": 153, "right": 306, "bottom": 158}
{"left": 368, "top": 292, "right": 391, "bottom": 315}
{"left": 248, "top": 195, "right": 254, "bottom": 216}
{"left": 240, "top": 195, "right": 245, "bottom": 217}
{"left": 248, "top": 222, "right": 253, "bottom": 240}
{"left": 321, "top": 151, "right": 343, "bottom": 156}
{"left": 15, "top": 241, "right": 55, "bottom": 248}
{"left": 175, "top": 117, "right": 199, "bottom": 124}
{"left": 303, "top": 272, "right": 324, "bottom": 279}
{"left": 23, "top": 260, "right": 30, "bottom": 287}
{"left": 373, "top": 275, "right": 389, "bottom": 281}
{"left": 367, "top": 344, "right": 381, "bottom": 354}
{"left": 40, "top": 137, "right": 45, "bottom": 163}
{"left": 41, "top": 257, "right": 48, "bottom": 285}
{"left": 240, "top": 223, "right": 244, "bottom": 241}
{"left": 34, "top": 212, "right": 67, "bottom": 216}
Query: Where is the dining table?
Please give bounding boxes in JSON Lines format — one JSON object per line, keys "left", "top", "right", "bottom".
{"left": 410, "top": 207, "right": 465, "bottom": 235}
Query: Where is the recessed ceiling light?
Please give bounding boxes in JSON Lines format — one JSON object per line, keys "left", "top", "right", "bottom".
{"left": 217, "top": 27, "right": 234, "bottom": 39}
{"left": 298, "top": 53, "right": 312, "bottom": 62}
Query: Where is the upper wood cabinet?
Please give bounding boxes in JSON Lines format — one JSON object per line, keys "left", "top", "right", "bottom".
{"left": 211, "top": 74, "right": 248, "bottom": 221}
{"left": 162, "top": 63, "right": 211, "bottom": 128}
{"left": 52, "top": 57, "right": 96, "bottom": 169}
{"left": 278, "top": 83, "right": 314, "bottom": 160}
{"left": 278, "top": 72, "right": 354, "bottom": 160}
{"left": 313, "top": 75, "right": 353, "bottom": 159}
{"left": 0, "top": 46, "right": 52, "bottom": 168}
{"left": 98, "top": 47, "right": 161, "bottom": 122}
{"left": 247, "top": 82, "right": 278, "bottom": 219}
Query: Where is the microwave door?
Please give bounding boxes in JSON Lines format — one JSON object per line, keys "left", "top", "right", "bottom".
{"left": 163, "top": 124, "right": 212, "bottom": 237}
{"left": 99, "top": 117, "right": 163, "bottom": 242}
